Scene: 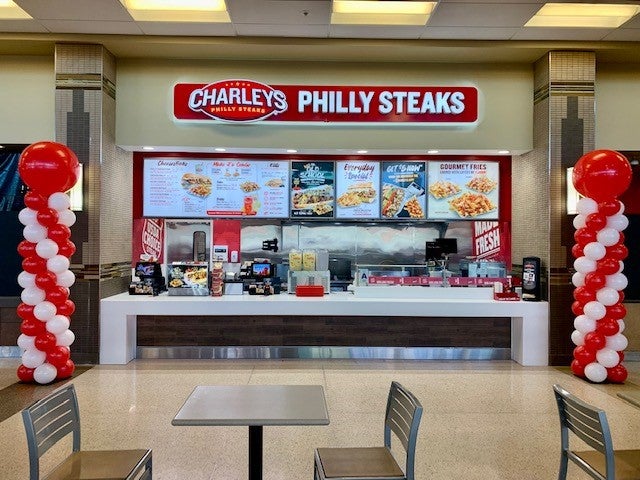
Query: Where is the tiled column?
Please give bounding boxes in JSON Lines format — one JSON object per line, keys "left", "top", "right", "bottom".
{"left": 55, "top": 44, "right": 133, "bottom": 364}
{"left": 512, "top": 51, "right": 595, "bottom": 365}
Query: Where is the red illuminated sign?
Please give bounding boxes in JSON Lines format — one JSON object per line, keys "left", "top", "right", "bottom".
{"left": 174, "top": 80, "right": 478, "bottom": 124}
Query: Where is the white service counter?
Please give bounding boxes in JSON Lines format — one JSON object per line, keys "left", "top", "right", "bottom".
{"left": 100, "top": 290, "right": 549, "bottom": 366}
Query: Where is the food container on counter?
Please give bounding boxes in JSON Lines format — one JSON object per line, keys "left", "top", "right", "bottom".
{"left": 289, "top": 249, "right": 302, "bottom": 271}
{"left": 303, "top": 249, "right": 316, "bottom": 270}
{"left": 315, "top": 249, "right": 329, "bottom": 271}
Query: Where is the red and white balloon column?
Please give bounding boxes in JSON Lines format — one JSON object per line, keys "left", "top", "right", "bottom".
{"left": 570, "top": 150, "right": 632, "bottom": 384}
{"left": 15, "top": 142, "right": 80, "bottom": 384}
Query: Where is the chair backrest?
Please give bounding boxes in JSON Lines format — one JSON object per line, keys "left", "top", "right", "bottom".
{"left": 553, "top": 384, "right": 615, "bottom": 480}
{"left": 22, "top": 384, "right": 81, "bottom": 480}
{"left": 384, "top": 381, "right": 423, "bottom": 480}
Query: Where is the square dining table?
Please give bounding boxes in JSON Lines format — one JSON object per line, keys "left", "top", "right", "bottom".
{"left": 172, "top": 385, "right": 330, "bottom": 480}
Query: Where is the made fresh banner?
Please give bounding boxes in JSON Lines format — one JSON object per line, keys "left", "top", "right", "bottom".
{"left": 174, "top": 80, "right": 478, "bottom": 124}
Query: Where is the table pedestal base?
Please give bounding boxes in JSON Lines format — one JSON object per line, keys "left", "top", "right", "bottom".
{"left": 249, "top": 425, "right": 263, "bottom": 480}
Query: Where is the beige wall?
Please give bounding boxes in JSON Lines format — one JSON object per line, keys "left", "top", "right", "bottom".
{"left": 0, "top": 56, "right": 55, "bottom": 143}
{"left": 116, "top": 59, "right": 533, "bottom": 153}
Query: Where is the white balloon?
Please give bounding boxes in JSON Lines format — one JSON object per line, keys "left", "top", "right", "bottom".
{"left": 605, "top": 333, "right": 628, "bottom": 351}
{"left": 577, "top": 197, "right": 599, "bottom": 216}
{"left": 46, "top": 315, "right": 70, "bottom": 335}
{"left": 33, "top": 301, "right": 57, "bottom": 322}
{"left": 573, "top": 214, "right": 586, "bottom": 230}
{"left": 574, "top": 315, "right": 595, "bottom": 335}
{"left": 48, "top": 192, "right": 71, "bottom": 211}
{"left": 574, "top": 256, "right": 596, "bottom": 274}
{"left": 47, "top": 255, "right": 70, "bottom": 274}
{"left": 583, "top": 242, "right": 606, "bottom": 261}
{"left": 34, "top": 363, "right": 57, "bottom": 384}
{"left": 617, "top": 202, "right": 625, "bottom": 215}
{"left": 618, "top": 261, "right": 625, "bottom": 273}
{"left": 584, "top": 362, "right": 608, "bottom": 383}
{"left": 17, "top": 271, "right": 36, "bottom": 289}
{"left": 596, "top": 348, "right": 620, "bottom": 368}
{"left": 56, "top": 270, "right": 75, "bottom": 288}
{"left": 56, "top": 329, "right": 75, "bottom": 347}
{"left": 18, "top": 207, "right": 39, "bottom": 226}
{"left": 606, "top": 214, "right": 629, "bottom": 232}
{"left": 618, "top": 320, "right": 626, "bottom": 333}
{"left": 21, "top": 287, "right": 45, "bottom": 306}
{"left": 23, "top": 224, "right": 47, "bottom": 243}
{"left": 596, "top": 228, "right": 620, "bottom": 247}
{"left": 605, "top": 273, "right": 628, "bottom": 291}
{"left": 57, "top": 209, "right": 76, "bottom": 227}
{"left": 583, "top": 301, "right": 606, "bottom": 321}
{"left": 572, "top": 272, "right": 585, "bottom": 288}
{"left": 571, "top": 330, "right": 585, "bottom": 346}
{"left": 22, "top": 348, "right": 46, "bottom": 369}
{"left": 17, "top": 334, "right": 35, "bottom": 350}
{"left": 35, "top": 239, "right": 59, "bottom": 259}
{"left": 596, "top": 287, "right": 620, "bottom": 307}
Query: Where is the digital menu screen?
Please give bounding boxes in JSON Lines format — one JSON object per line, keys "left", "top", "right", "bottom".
{"left": 290, "top": 161, "right": 335, "bottom": 218}
{"left": 335, "top": 161, "right": 380, "bottom": 219}
{"left": 380, "top": 162, "right": 427, "bottom": 219}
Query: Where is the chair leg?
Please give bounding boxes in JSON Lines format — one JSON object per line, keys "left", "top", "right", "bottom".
{"left": 558, "top": 451, "right": 568, "bottom": 480}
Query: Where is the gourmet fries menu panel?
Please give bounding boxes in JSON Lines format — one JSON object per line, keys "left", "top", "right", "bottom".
{"left": 143, "top": 158, "right": 500, "bottom": 221}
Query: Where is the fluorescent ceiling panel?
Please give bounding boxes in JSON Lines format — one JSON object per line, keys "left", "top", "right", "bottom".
{"left": 121, "top": 0, "right": 230, "bottom": 22}
{"left": 525, "top": 3, "right": 640, "bottom": 28}
{"left": 332, "top": 1, "right": 436, "bottom": 26}
{"left": 0, "top": 0, "right": 31, "bottom": 19}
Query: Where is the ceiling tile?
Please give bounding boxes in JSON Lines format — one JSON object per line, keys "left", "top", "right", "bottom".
{"left": 137, "top": 21, "right": 237, "bottom": 36}
{"left": 38, "top": 20, "right": 142, "bottom": 35}
{"left": 15, "top": 0, "right": 132, "bottom": 21}
{"left": 428, "top": 3, "right": 541, "bottom": 27}
{"left": 330, "top": 25, "right": 424, "bottom": 39}
{"left": 422, "top": 26, "right": 519, "bottom": 40}
{"left": 228, "top": 0, "right": 330, "bottom": 25}
{"left": 0, "top": 19, "right": 47, "bottom": 33}
{"left": 602, "top": 28, "right": 640, "bottom": 41}
{"left": 235, "top": 23, "right": 329, "bottom": 37}
{"left": 511, "top": 27, "right": 613, "bottom": 41}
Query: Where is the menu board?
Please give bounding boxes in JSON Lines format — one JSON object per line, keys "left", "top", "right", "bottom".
{"left": 427, "top": 161, "right": 499, "bottom": 220}
{"left": 143, "top": 158, "right": 289, "bottom": 218}
{"left": 380, "top": 162, "right": 427, "bottom": 219}
{"left": 335, "top": 161, "right": 380, "bottom": 219}
{"left": 290, "top": 161, "right": 335, "bottom": 218}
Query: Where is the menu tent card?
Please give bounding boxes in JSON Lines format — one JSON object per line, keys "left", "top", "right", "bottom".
{"left": 380, "top": 162, "right": 426, "bottom": 219}
{"left": 290, "top": 161, "right": 335, "bottom": 218}
{"left": 335, "top": 161, "right": 380, "bottom": 219}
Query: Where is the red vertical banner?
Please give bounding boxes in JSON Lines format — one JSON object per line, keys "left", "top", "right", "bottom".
{"left": 132, "top": 218, "right": 164, "bottom": 265}
{"left": 212, "top": 219, "right": 241, "bottom": 258}
{"left": 472, "top": 221, "right": 511, "bottom": 270}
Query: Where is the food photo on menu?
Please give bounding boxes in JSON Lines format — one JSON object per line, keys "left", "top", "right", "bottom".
{"left": 380, "top": 162, "right": 426, "bottom": 219}
{"left": 335, "top": 161, "right": 380, "bottom": 219}
{"left": 427, "top": 161, "right": 499, "bottom": 220}
{"left": 290, "top": 161, "right": 335, "bottom": 217}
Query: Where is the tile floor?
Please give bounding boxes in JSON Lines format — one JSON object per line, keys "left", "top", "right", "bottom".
{"left": 0, "top": 358, "right": 639, "bottom": 480}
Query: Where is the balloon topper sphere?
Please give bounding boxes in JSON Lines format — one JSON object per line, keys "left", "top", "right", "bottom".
{"left": 572, "top": 150, "right": 632, "bottom": 201}
{"left": 18, "top": 141, "right": 80, "bottom": 195}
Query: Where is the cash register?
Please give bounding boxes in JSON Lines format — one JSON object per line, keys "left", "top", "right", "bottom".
{"left": 129, "top": 261, "right": 166, "bottom": 295}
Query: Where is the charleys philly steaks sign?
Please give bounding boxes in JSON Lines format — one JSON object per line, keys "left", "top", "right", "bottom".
{"left": 174, "top": 80, "right": 478, "bottom": 124}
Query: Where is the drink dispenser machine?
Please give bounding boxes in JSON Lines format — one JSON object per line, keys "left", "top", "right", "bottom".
{"left": 522, "top": 256, "right": 541, "bottom": 301}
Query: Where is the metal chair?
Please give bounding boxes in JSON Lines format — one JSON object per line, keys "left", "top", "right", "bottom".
{"left": 314, "top": 381, "right": 423, "bottom": 480}
{"left": 22, "top": 384, "right": 152, "bottom": 480}
{"left": 553, "top": 384, "right": 640, "bottom": 480}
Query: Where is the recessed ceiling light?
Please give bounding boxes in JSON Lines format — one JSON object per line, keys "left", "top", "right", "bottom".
{"left": 427, "top": 150, "right": 439, "bottom": 154}
{"left": 0, "top": 0, "right": 31, "bottom": 19}
{"left": 525, "top": 3, "right": 640, "bottom": 28}
{"left": 498, "top": 150, "right": 510, "bottom": 155}
{"left": 121, "top": 0, "right": 230, "bottom": 22}
{"left": 357, "top": 150, "right": 368, "bottom": 154}
{"left": 214, "top": 148, "right": 226, "bottom": 152}
{"left": 286, "top": 149, "right": 298, "bottom": 153}
{"left": 142, "top": 146, "right": 154, "bottom": 151}
{"left": 332, "top": 1, "right": 436, "bottom": 26}
{"left": 0, "top": 145, "right": 4, "bottom": 149}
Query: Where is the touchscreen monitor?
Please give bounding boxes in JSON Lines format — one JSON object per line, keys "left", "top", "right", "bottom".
{"left": 135, "top": 262, "right": 161, "bottom": 278}
{"left": 251, "top": 263, "right": 273, "bottom": 278}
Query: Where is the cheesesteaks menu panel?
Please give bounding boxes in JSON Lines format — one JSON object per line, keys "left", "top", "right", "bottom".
{"left": 290, "top": 161, "right": 335, "bottom": 218}
{"left": 335, "top": 161, "right": 380, "bottom": 219}
{"left": 143, "top": 158, "right": 289, "bottom": 218}
{"left": 427, "top": 161, "right": 499, "bottom": 220}
{"left": 380, "top": 162, "right": 427, "bottom": 219}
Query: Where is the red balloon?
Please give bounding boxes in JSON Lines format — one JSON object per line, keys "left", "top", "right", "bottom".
{"left": 56, "top": 359, "right": 75, "bottom": 380}
{"left": 574, "top": 227, "right": 597, "bottom": 246}
{"left": 584, "top": 272, "right": 606, "bottom": 290}
{"left": 574, "top": 345, "right": 596, "bottom": 365}
{"left": 18, "top": 141, "right": 79, "bottom": 195}
{"left": 598, "top": 199, "right": 621, "bottom": 216}
{"left": 22, "top": 256, "right": 47, "bottom": 274}
{"left": 36, "top": 208, "right": 59, "bottom": 227}
{"left": 46, "top": 346, "right": 70, "bottom": 369}
{"left": 17, "top": 303, "right": 35, "bottom": 321}
{"left": 46, "top": 286, "right": 69, "bottom": 305}
{"left": 34, "top": 332, "right": 57, "bottom": 352}
{"left": 573, "top": 286, "right": 596, "bottom": 304}
{"left": 596, "top": 258, "right": 619, "bottom": 276}
{"left": 607, "top": 243, "right": 628, "bottom": 261}
{"left": 58, "top": 239, "right": 76, "bottom": 258}
{"left": 607, "top": 303, "right": 626, "bottom": 320}
{"left": 17, "top": 240, "right": 37, "bottom": 258}
{"left": 596, "top": 318, "right": 619, "bottom": 337}
{"left": 584, "top": 332, "right": 606, "bottom": 350}
{"left": 572, "top": 150, "right": 632, "bottom": 201}
{"left": 20, "top": 318, "right": 46, "bottom": 336}
{"left": 619, "top": 232, "right": 625, "bottom": 243}
{"left": 48, "top": 224, "right": 71, "bottom": 243}
{"left": 606, "top": 364, "right": 628, "bottom": 384}
{"left": 23, "top": 191, "right": 48, "bottom": 210}
{"left": 618, "top": 291, "right": 625, "bottom": 303}
{"left": 585, "top": 212, "right": 606, "bottom": 231}
{"left": 57, "top": 299, "right": 76, "bottom": 317}
{"left": 571, "top": 301, "right": 584, "bottom": 316}
{"left": 17, "top": 365, "right": 35, "bottom": 383}
{"left": 35, "top": 271, "right": 58, "bottom": 290}
{"left": 618, "top": 351, "right": 625, "bottom": 363}
{"left": 571, "top": 244, "right": 584, "bottom": 258}
{"left": 571, "top": 359, "right": 585, "bottom": 378}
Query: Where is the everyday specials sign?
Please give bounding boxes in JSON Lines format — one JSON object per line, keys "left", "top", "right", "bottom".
{"left": 173, "top": 79, "right": 478, "bottom": 124}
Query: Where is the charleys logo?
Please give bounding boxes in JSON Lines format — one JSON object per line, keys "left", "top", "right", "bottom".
{"left": 186, "top": 79, "right": 288, "bottom": 123}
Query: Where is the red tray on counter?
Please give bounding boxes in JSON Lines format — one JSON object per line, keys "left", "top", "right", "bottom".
{"left": 295, "top": 285, "right": 325, "bottom": 297}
